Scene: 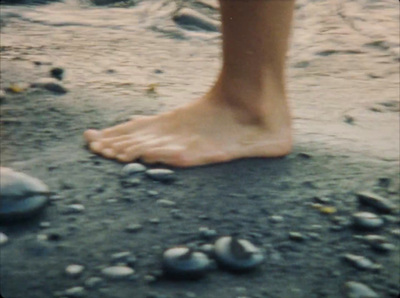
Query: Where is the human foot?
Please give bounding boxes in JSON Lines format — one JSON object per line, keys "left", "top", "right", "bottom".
{"left": 83, "top": 87, "right": 292, "bottom": 167}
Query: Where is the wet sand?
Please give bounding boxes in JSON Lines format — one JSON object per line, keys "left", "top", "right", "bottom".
{"left": 0, "top": 0, "right": 399, "bottom": 297}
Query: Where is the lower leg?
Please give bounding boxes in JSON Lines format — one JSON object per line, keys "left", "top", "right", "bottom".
{"left": 84, "top": 0, "right": 295, "bottom": 167}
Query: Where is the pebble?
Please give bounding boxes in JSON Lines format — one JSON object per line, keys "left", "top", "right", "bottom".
{"left": 173, "top": 8, "right": 220, "bottom": 32}
{"left": 65, "top": 264, "right": 85, "bottom": 277}
{"left": 64, "top": 286, "right": 85, "bottom": 298}
{"left": 122, "top": 163, "right": 146, "bottom": 176}
{"left": 269, "top": 215, "right": 284, "bottom": 223}
{"left": 31, "top": 78, "right": 68, "bottom": 94}
{"left": 101, "top": 266, "right": 134, "bottom": 279}
{"left": 0, "top": 232, "right": 8, "bottom": 246}
{"left": 0, "top": 167, "right": 50, "bottom": 222}
{"left": 84, "top": 276, "right": 103, "bottom": 289}
{"left": 149, "top": 218, "right": 160, "bottom": 224}
{"left": 147, "top": 190, "right": 159, "bottom": 197}
{"left": 352, "top": 212, "right": 383, "bottom": 230}
{"left": 63, "top": 204, "right": 85, "bottom": 214}
{"left": 146, "top": 169, "right": 175, "bottom": 183}
{"left": 162, "top": 246, "right": 211, "bottom": 279}
{"left": 343, "top": 254, "right": 381, "bottom": 271}
{"left": 50, "top": 67, "right": 64, "bottom": 80}
{"left": 125, "top": 223, "right": 143, "bottom": 233}
{"left": 0, "top": 89, "right": 5, "bottom": 101}
{"left": 111, "top": 251, "right": 131, "bottom": 262}
{"left": 144, "top": 274, "right": 157, "bottom": 283}
{"left": 390, "top": 228, "right": 400, "bottom": 237}
{"left": 199, "top": 227, "right": 217, "bottom": 239}
{"left": 170, "top": 209, "right": 184, "bottom": 219}
{"left": 354, "top": 235, "right": 396, "bottom": 252}
{"left": 198, "top": 244, "right": 215, "bottom": 256}
{"left": 156, "top": 199, "right": 176, "bottom": 207}
{"left": 356, "top": 191, "right": 396, "bottom": 213}
{"left": 289, "top": 232, "right": 305, "bottom": 241}
{"left": 214, "top": 236, "right": 264, "bottom": 272}
{"left": 39, "top": 221, "right": 51, "bottom": 229}
{"left": 345, "top": 281, "right": 378, "bottom": 298}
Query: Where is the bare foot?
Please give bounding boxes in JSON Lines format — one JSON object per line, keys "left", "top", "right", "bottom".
{"left": 83, "top": 84, "right": 292, "bottom": 167}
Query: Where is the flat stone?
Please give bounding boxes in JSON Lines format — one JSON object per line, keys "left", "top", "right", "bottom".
{"left": 343, "top": 254, "right": 381, "bottom": 271}
{"left": 65, "top": 264, "right": 85, "bottom": 277}
{"left": 101, "top": 266, "right": 134, "bottom": 279}
{"left": 31, "top": 77, "right": 68, "bottom": 94}
{"left": 122, "top": 163, "right": 146, "bottom": 175}
{"left": 111, "top": 251, "right": 131, "bottom": 262}
{"left": 173, "top": 8, "right": 220, "bottom": 32}
{"left": 64, "top": 286, "right": 85, "bottom": 298}
{"left": 146, "top": 169, "right": 175, "bottom": 183}
{"left": 353, "top": 212, "right": 383, "bottom": 230}
{"left": 289, "top": 232, "right": 305, "bottom": 241}
{"left": 156, "top": 199, "right": 176, "bottom": 207}
{"left": 357, "top": 191, "right": 396, "bottom": 213}
{"left": 63, "top": 204, "right": 85, "bottom": 214}
{"left": 0, "top": 232, "right": 8, "bottom": 246}
{"left": 125, "top": 223, "right": 143, "bottom": 233}
{"left": 355, "top": 235, "right": 396, "bottom": 252}
{"left": 84, "top": 277, "right": 103, "bottom": 289}
{"left": 345, "top": 281, "right": 378, "bottom": 298}
{"left": 269, "top": 215, "right": 284, "bottom": 223}
{"left": 199, "top": 227, "right": 217, "bottom": 239}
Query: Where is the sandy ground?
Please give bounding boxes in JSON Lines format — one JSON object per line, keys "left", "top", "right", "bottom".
{"left": 0, "top": 0, "right": 399, "bottom": 297}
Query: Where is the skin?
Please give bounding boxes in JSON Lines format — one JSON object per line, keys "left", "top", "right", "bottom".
{"left": 84, "top": 0, "right": 295, "bottom": 167}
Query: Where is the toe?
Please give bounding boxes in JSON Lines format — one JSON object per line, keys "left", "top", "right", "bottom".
{"left": 141, "top": 146, "right": 188, "bottom": 166}
{"left": 101, "top": 148, "right": 117, "bottom": 159}
{"left": 84, "top": 129, "right": 102, "bottom": 142}
{"left": 89, "top": 141, "right": 103, "bottom": 153}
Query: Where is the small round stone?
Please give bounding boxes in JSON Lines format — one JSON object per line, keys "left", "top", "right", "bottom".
{"left": 162, "top": 246, "right": 211, "bottom": 279}
{"left": 214, "top": 236, "right": 264, "bottom": 272}
{"left": 353, "top": 212, "right": 384, "bottom": 230}
{"left": 0, "top": 232, "right": 8, "bottom": 246}
{"left": 122, "top": 163, "right": 146, "bottom": 175}
{"left": 345, "top": 281, "right": 378, "bottom": 298}
{"left": 199, "top": 227, "right": 217, "bottom": 239}
{"left": 289, "top": 232, "right": 305, "bottom": 241}
{"left": 269, "top": 215, "right": 284, "bottom": 223}
{"left": 65, "top": 264, "right": 85, "bottom": 277}
{"left": 101, "top": 266, "right": 134, "bottom": 279}
{"left": 146, "top": 169, "right": 175, "bottom": 183}
{"left": 343, "top": 254, "right": 381, "bottom": 271}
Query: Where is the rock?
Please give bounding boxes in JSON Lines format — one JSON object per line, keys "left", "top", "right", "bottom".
{"left": 125, "top": 223, "right": 143, "bottom": 233}
{"left": 50, "top": 67, "right": 64, "bottom": 80}
{"left": 173, "top": 8, "right": 220, "bottom": 32}
{"left": 345, "top": 281, "right": 378, "bottom": 298}
{"left": 63, "top": 204, "right": 85, "bottom": 214}
{"left": 39, "top": 222, "right": 51, "bottom": 229}
{"left": 65, "top": 264, "right": 85, "bottom": 277}
{"left": 0, "top": 232, "right": 8, "bottom": 246}
{"left": 354, "top": 235, "right": 396, "bottom": 252}
{"left": 31, "top": 78, "right": 68, "bottom": 94}
{"left": 146, "top": 169, "right": 175, "bottom": 183}
{"left": 352, "top": 212, "right": 383, "bottom": 230}
{"left": 101, "top": 266, "right": 134, "bottom": 279}
{"left": 390, "top": 228, "right": 400, "bottom": 237}
{"left": 64, "top": 286, "right": 85, "bottom": 298}
{"left": 0, "top": 89, "right": 6, "bottom": 101}
{"left": 122, "top": 163, "right": 146, "bottom": 176}
{"left": 214, "top": 236, "right": 264, "bottom": 272}
{"left": 156, "top": 199, "right": 176, "bottom": 207}
{"left": 111, "top": 251, "right": 131, "bottom": 262}
{"left": 84, "top": 277, "right": 103, "bottom": 289}
{"left": 269, "top": 215, "right": 284, "bottom": 223}
{"left": 162, "top": 246, "right": 211, "bottom": 279}
{"left": 199, "top": 227, "right": 217, "bottom": 239}
{"left": 356, "top": 191, "right": 396, "bottom": 213}
{"left": 147, "top": 190, "right": 159, "bottom": 197}
{"left": 343, "top": 254, "right": 381, "bottom": 271}
{"left": 289, "top": 232, "right": 305, "bottom": 241}
{"left": 0, "top": 167, "right": 50, "bottom": 222}
{"left": 149, "top": 218, "right": 160, "bottom": 224}
{"left": 198, "top": 244, "right": 215, "bottom": 256}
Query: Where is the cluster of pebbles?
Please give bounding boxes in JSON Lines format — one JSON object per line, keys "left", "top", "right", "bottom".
{"left": 162, "top": 236, "right": 264, "bottom": 279}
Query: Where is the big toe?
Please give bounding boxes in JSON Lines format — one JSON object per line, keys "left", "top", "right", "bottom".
{"left": 84, "top": 129, "right": 102, "bottom": 142}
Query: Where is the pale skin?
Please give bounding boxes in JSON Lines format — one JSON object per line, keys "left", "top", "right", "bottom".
{"left": 84, "top": 0, "right": 295, "bottom": 167}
